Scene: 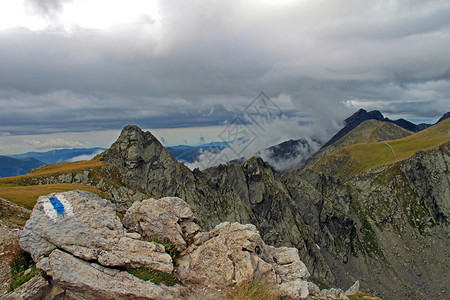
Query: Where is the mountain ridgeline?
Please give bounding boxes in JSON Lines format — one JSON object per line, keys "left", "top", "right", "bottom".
{"left": 97, "top": 115, "right": 449, "bottom": 299}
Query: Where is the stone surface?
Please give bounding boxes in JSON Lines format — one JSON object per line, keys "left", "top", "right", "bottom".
{"left": 19, "top": 190, "right": 172, "bottom": 273}
{"left": 44, "top": 250, "right": 179, "bottom": 300}
{"left": 177, "top": 221, "right": 310, "bottom": 299}
{"left": 345, "top": 280, "right": 360, "bottom": 296}
{"left": 0, "top": 275, "right": 49, "bottom": 300}
{"left": 123, "top": 197, "right": 201, "bottom": 251}
{"left": 17, "top": 190, "right": 181, "bottom": 299}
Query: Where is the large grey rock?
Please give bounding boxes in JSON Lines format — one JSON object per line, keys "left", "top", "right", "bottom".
{"left": 123, "top": 197, "right": 202, "bottom": 251}
{"left": 19, "top": 190, "right": 172, "bottom": 272}
{"left": 18, "top": 190, "right": 181, "bottom": 299}
{"left": 177, "top": 221, "right": 310, "bottom": 299}
{"left": 43, "top": 250, "right": 180, "bottom": 300}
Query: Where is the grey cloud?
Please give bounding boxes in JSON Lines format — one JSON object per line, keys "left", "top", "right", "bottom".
{"left": 25, "top": 137, "right": 86, "bottom": 149}
{"left": 0, "top": 0, "right": 449, "bottom": 139}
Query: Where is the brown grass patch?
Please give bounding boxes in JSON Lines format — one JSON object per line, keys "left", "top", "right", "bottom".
{"left": 0, "top": 184, "right": 109, "bottom": 210}
{"left": 226, "top": 279, "right": 281, "bottom": 300}
{"left": 0, "top": 160, "right": 107, "bottom": 187}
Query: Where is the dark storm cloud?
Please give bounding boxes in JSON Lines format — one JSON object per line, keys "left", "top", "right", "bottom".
{"left": 0, "top": 0, "right": 449, "bottom": 137}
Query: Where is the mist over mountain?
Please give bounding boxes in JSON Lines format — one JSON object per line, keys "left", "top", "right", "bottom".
{"left": 166, "top": 142, "right": 228, "bottom": 164}
{"left": 181, "top": 110, "right": 449, "bottom": 173}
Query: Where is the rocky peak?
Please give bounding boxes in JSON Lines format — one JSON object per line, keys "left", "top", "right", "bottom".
{"left": 437, "top": 112, "right": 450, "bottom": 123}
{"left": 101, "top": 125, "right": 194, "bottom": 200}
{"left": 102, "top": 125, "right": 175, "bottom": 170}
{"left": 344, "top": 109, "right": 384, "bottom": 126}
{"left": 324, "top": 109, "right": 383, "bottom": 148}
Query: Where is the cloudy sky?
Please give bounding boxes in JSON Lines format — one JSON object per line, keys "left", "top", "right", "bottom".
{"left": 0, "top": 0, "right": 449, "bottom": 155}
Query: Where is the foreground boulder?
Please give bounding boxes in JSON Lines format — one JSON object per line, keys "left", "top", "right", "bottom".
{"left": 123, "top": 197, "right": 201, "bottom": 251}
{"left": 17, "top": 190, "right": 181, "bottom": 299}
{"left": 177, "top": 222, "right": 310, "bottom": 299}
{"left": 124, "top": 198, "right": 311, "bottom": 299}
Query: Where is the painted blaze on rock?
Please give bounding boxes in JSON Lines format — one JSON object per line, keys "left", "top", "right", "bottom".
{"left": 42, "top": 194, "right": 74, "bottom": 222}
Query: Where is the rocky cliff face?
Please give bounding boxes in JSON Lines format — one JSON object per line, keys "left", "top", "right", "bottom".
{"left": 99, "top": 124, "right": 449, "bottom": 299}
{"left": 101, "top": 126, "right": 334, "bottom": 283}
{"left": 284, "top": 142, "right": 449, "bottom": 299}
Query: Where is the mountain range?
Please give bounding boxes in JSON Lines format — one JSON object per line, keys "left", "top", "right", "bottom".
{"left": 3, "top": 109, "right": 447, "bottom": 177}
{"left": 0, "top": 109, "right": 449, "bottom": 299}
{"left": 10, "top": 147, "right": 105, "bottom": 165}
{"left": 218, "top": 109, "right": 448, "bottom": 173}
{"left": 0, "top": 148, "right": 106, "bottom": 178}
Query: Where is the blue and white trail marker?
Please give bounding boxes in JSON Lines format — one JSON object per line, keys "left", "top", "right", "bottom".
{"left": 43, "top": 194, "right": 74, "bottom": 222}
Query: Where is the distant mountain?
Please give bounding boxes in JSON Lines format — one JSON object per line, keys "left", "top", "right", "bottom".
{"left": 226, "top": 138, "right": 321, "bottom": 173}
{"left": 321, "top": 109, "right": 443, "bottom": 149}
{"left": 10, "top": 147, "right": 105, "bottom": 164}
{"left": 297, "top": 119, "right": 414, "bottom": 172}
{"left": 437, "top": 112, "right": 450, "bottom": 123}
{"left": 231, "top": 111, "right": 447, "bottom": 173}
{"left": 0, "top": 156, "right": 45, "bottom": 178}
{"left": 166, "top": 142, "right": 228, "bottom": 163}
{"left": 252, "top": 137, "right": 322, "bottom": 173}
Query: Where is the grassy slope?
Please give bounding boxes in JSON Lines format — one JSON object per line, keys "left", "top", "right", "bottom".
{"left": 311, "top": 118, "right": 450, "bottom": 180}
{"left": 336, "top": 119, "right": 412, "bottom": 146}
{"left": 0, "top": 160, "right": 110, "bottom": 211}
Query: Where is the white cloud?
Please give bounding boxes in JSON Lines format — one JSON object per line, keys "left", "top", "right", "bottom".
{"left": 66, "top": 149, "right": 104, "bottom": 162}
{"left": 25, "top": 138, "right": 87, "bottom": 149}
{"left": 185, "top": 111, "right": 337, "bottom": 170}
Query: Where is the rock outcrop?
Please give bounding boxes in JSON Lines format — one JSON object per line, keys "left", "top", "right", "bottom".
{"left": 123, "top": 196, "right": 314, "bottom": 299}
{"left": 12, "top": 190, "right": 360, "bottom": 299}
{"left": 123, "top": 197, "right": 202, "bottom": 252}
{"left": 177, "top": 221, "right": 310, "bottom": 299}
{"left": 17, "top": 190, "right": 181, "bottom": 299}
